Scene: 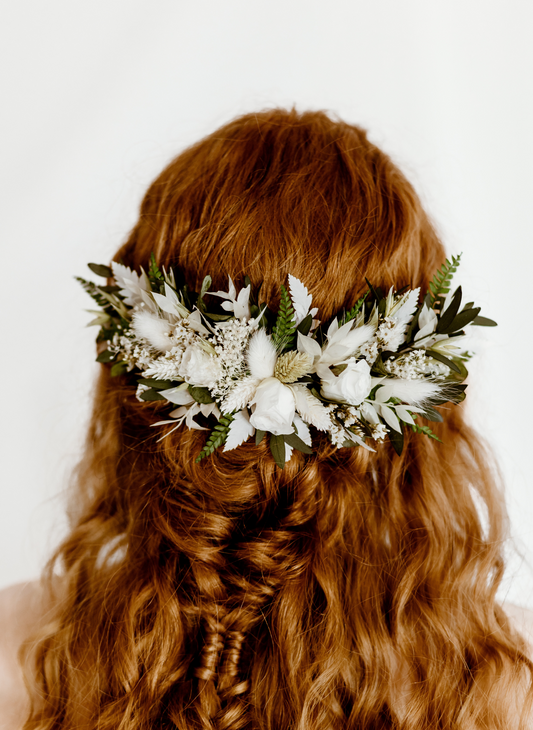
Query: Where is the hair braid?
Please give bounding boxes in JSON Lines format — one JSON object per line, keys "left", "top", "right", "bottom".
{"left": 211, "top": 457, "right": 323, "bottom": 729}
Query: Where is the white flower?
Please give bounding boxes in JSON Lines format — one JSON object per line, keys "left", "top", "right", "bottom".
{"left": 249, "top": 377, "right": 295, "bottom": 435}
{"left": 372, "top": 423, "right": 388, "bottom": 441}
{"left": 320, "top": 358, "right": 372, "bottom": 406}
{"left": 178, "top": 344, "right": 222, "bottom": 388}
{"left": 298, "top": 320, "right": 377, "bottom": 381}
{"left": 152, "top": 282, "right": 190, "bottom": 318}
{"left": 209, "top": 277, "right": 251, "bottom": 319}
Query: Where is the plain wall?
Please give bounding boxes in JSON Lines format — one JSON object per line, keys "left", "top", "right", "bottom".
{"left": 1, "top": 0, "right": 532, "bottom": 606}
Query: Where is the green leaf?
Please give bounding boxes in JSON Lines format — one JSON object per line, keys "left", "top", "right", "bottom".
{"left": 96, "top": 349, "right": 116, "bottom": 363}
{"left": 284, "top": 432, "right": 313, "bottom": 454}
{"left": 436, "top": 286, "right": 462, "bottom": 333}
{"left": 269, "top": 434, "right": 286, "bottom": 469}
{"left": 110, "top": 361, "right": 128, "bottom": 377}
{"left": 427, "top": 349, "right": 462, "bottom": 374}
{"left": 76, "top": 276, "right": 112, "bottom": 309}
{"left": 139, "top": 388, "right": 166, "bottom": 401}
{"left": 388, "top": 426, "right": 404, "bottom": 456}
{"left": 472, "top": 315, "right": 497, "bottom": 327}
{"left": 88, "top": 263, "right": 113, "bottom": 278}
{"left": 195, "top": 412, "right": 235, "bottom": 463}
{"left": 442, "top": 306, "right": 481, "bottom": 334}
{"left": 344, "top": 291, "right": 369, "bottom": 324}
{"left": 197, "top": 275, "right": 212, "bottom": 313}
{"left": 296, "top": 313, "right": 313, "bottom": 336}
{"left": 203, "top": 312, "right": 233, "bottom": 322}
{"left": 272, "top": 284, "right": 297, "bottom": 350}
{"left": 428, "top": 253, "right": 462, "bottom": 307}
{"left": 255, "top": 429, "right": 266, "bottom": 445}
{"left": 404, "top": 306, "right": 422, "bottom": 344}
{"left": 365, "top": 278, "right": 384, "bottom": 302}
{"left": 410, "top": 423, "right": 442, "bottom": 442}
{"left": 188, "top": 385, "right": 215, "bottom": 404}
{"left": 148, "top": 252, "right": 164, "bottom": 282}
{"left": 137, "top": 378, "right": 176, "bottom": 390}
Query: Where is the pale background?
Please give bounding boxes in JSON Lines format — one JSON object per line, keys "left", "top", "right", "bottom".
{"left": 1, "top": 0, "right": 532, "bottom": 606}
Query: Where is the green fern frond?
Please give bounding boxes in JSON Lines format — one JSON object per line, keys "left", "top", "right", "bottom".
{"left": 148, "top": 252, "right": 164, "bottom": 284}
{"left": 272, "top": 285, "right": 296, "bottom": 350}
{"left": 409, "top": 423, "right": 442, "bottom": 442}
{"left": 344, "top": 291, "right": 369, "bottom": 324}
{"left": 428, "top": 253, "right": 462, "bottom": 308}
{"left": 195, "top": 413, "right": 235, "bottom": 463}
{"left": 76, "top": 277, "right": 111, "bottom": 309}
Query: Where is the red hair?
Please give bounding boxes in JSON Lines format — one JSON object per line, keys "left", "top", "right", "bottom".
{"left": 24, "top": 109, "right": 533, "bottom": 729}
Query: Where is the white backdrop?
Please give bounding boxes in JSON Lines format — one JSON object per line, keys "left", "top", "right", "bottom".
{"left": 1, "top": 0, "right": 532, "bottom": 606}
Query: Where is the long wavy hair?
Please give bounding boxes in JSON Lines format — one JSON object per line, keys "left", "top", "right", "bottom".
{"left": 24, "top": 109, "right": 533, "bottom": 729}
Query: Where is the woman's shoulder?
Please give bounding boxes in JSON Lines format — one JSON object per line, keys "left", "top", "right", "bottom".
{"left": 0, "top": 580, "right": 57, "bottom": 730}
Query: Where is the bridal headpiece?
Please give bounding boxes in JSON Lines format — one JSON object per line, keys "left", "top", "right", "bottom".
{"left": 78, "top": 254, "right": 495, "bottom": 468}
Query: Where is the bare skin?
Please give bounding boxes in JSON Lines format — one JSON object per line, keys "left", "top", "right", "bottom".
{"left": 1, "top": 580, "right": 532, "bottom": 729}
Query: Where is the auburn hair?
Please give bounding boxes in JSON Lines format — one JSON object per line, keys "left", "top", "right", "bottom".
{"left": 24, "top": 109, "right": 533, "bottom": 729}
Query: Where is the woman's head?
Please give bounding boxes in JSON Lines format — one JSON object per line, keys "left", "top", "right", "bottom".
{"left": 120, "top": 108, "right": 441, "bottom": 316}
{"left": 25, "top": 109, "right": 532, "bottom": 730}
{"left": 101, "top": 108, "right": 447, "bottom": 484}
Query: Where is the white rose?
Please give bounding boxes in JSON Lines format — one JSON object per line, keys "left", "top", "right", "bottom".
{"left": 249, "top": 377, "right": 295, "bottom": 436}
{"left": 179, "top": 344, "right": 222, "bottom": 388}
{"left": 320, "top": 358, "right": 372, "bottom": 406}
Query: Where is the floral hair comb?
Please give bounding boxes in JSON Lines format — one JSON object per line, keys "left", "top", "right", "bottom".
{"left": 77, "top": 254, "right": 495, "bottom": 468}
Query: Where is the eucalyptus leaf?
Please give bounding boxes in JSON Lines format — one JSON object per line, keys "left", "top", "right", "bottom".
{"left": 427, "top": 350, "right": 462, "bottom": 374}
{"left": 388, "top": 426, "right": 404, "bottom": 457}
{"left": 441, "top": 307, "right": 480, "bottom": 334}
{"left": 472, "top": 315, "right": 497, "bottom": 327}
{"left": 204, "top": 312, "right": 233, "bottom": 322}
{"left": 137, "top": 378, "right": 175, "bottom": 390}
{"left": 436, "top": 286, "right": 462, "bottom": 333}
{"left": 96, "top": 349, "right": 116, "bottom": 363}
{"left": 296, "top": 313, "right": 313, "bottom": 336}
{"left": 255, "top": 429, "right": 266, "bottom": 445}
{"left": 197, "top": 275, "right": 212, "bottom": 312}
{"left": 270, "top": 434, "right": 286, "bottom": 469}
{"left": 88, "top": 263, "right": 113, "bottom": 278}
{"left": 110, "top": 361, "right": 128, "bottom": 377}
{"left": 188, "top": 386, "right": 215, "bottom": 404}
{"left": 139, "top": 388, "right": 166, "bottom": 401}
{"left": 284, "top": 432, "right": 313, "bottom": 454}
